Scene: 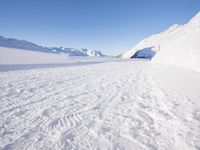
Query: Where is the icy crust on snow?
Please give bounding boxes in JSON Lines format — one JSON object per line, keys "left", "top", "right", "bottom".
{"left": 121, "top": 12, "right": 200, "bottom": 72}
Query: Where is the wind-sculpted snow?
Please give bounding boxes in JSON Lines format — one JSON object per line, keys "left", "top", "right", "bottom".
{"left": 0, "top": 61, "right": 200, "bottom": 150}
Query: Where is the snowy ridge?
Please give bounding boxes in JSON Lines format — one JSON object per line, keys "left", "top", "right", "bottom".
{"left": 120, "top": 11, "right": 200, "bottom": 72}
{"left": 0, "top": 35, "right": 105, "bottom": 57}
{"left": 119, "top": 23, "right": 182, "bottom": 59}
{"left": 188, "top": 11, "right": 200, "bottom": 27}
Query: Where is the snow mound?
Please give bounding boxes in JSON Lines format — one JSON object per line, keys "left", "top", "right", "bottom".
{"left": 120, "top": 11, "right": 200, "bottom": 72}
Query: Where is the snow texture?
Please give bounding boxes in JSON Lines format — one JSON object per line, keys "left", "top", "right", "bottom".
{"left": 0, "top": 49, "right": 200, "bottom": 149}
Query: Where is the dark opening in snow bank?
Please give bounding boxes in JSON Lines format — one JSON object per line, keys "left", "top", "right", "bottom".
{"left": 131, "top": 47, "right": 156, "bottom": 60}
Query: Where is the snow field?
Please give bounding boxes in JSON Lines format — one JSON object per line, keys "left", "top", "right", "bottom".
{"left": 0, "top": 61, "right": 200, "bottom": 150}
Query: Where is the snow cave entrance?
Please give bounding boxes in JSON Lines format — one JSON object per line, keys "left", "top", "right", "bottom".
{"left": 131, "top": 47, "right": 156, "bottom": 60}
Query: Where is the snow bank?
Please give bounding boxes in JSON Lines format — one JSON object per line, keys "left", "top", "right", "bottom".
{"left": 121, "top": 12, "right": 200, "bottom": 72}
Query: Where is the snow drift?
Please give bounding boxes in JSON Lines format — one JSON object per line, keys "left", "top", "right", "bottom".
{"left": 120, "top": 12, "right": 200, "bottom": 72}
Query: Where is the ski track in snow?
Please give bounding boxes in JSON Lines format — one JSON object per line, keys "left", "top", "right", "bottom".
{"left": 0, "top": 61, "right": 200, "bottom": 150}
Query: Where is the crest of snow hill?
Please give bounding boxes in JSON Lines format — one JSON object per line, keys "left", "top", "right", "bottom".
{"left": 120, "top": 12, "right": 200, "bottom": 72}
{"left": 0, "top": 36, "right": 105, "bottom": 57}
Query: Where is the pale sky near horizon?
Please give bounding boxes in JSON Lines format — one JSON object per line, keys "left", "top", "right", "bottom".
{"left": 0, "top": 0, "right": 200, "bottom": 55}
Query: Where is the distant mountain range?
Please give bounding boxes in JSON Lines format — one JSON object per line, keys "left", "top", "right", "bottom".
{"left": 0, "top": 35, "right": 105, "bottom": 57}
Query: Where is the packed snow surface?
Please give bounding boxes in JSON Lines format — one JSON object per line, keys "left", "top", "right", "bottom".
{"left": 120, "top": 12, "right": 200, "bottom": 73}
{"left": 1, "top": 59, "right": 200, "bottom": 149}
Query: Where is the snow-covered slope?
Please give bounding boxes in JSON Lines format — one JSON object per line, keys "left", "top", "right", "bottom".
{"left": 119, "top": 24, "right": 182, "bottom": 59}
{"left": 0, "top": 35, "right": 105, "bottom": 57}
{"left": 120, "top": 12, "right": 200, "bottom": 72}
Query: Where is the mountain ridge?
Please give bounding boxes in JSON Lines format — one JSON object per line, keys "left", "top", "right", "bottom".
{"left": 0, "top": 35, "right": 105, "bottom": 57}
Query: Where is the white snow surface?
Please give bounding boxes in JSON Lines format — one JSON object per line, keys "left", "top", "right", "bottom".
{"left": 120, "top": 12, "right": 200, "bottom": 73}
{"left": 0, "top": 47, "right": 118, "bottom": 71}
{"left": 1, "top": 59, "right": 200, "bottom": 149}
{"left": 0, "top": 47, "right": 73, "bottom": 64}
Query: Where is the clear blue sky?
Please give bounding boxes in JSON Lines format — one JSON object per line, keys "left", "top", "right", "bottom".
{"left": 0, "top": 0, "right": 200, "bottom": 55}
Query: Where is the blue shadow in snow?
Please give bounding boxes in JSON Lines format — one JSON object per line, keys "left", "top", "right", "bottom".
{"left": 131, "top": 47, "right": 156, "bottom": 60}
